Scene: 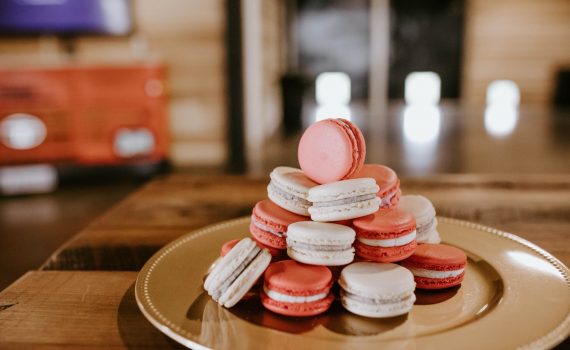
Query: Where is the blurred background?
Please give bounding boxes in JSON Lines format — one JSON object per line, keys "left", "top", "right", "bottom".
{"left": 0, "top": 0, "right": 569, "bottom": 289}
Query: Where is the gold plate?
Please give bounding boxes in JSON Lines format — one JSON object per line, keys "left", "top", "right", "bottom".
{"left": 135, "top": 217, "right": 570, "bottom": 349}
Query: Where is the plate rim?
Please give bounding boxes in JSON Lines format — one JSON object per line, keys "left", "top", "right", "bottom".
{"left": 135, "top": 216, "right": 570, "bottom": 350}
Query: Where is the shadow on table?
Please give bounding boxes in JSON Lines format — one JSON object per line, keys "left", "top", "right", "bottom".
{"left": 117, "top": 283, "right": 186, "bottom": 349}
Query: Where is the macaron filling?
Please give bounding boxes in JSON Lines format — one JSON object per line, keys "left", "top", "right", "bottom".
{"left": 209, "top": 245, "right": 262, "bottom": 300}
{"left": 287, "top": 240, "right": 353, "bottom": 251}
{"left": 251, "top": 218, "right": 284, "bottom": 238}
{"left": 312, "top": 193, "right": 377, "bottom": 207}
{"left": 417, "top": 217, "right": 437, "bottom": 236}
{"left": 379, "top": 188, "right": 399, "bottom": 207}
{"left": 340, "top": 289, "right": 415, "bottom": 305}
{"left": 263, "top": 285, "right": 328, "bottom": 303}
{"left": 357, "top": 230, "right": 416, "bottom": 248}
{"left": 407, "top": 267, "right": 465, "bottom": 279}
{"left": 268, "top": 181, "right": 311, "bottom": 207}
{"left": 340, "top": 289, "right": 416, "bottom": 317}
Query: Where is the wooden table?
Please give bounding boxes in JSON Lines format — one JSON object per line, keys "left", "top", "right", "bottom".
{"left": 1, "top": 174, "right": 569, "bottom": 349}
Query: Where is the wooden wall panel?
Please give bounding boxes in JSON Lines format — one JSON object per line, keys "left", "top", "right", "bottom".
{"left": 463, "top": 0, "right": 570, "bottom": 106}
{"left": 261, "top": 0, "right": 286, "bottom": 137}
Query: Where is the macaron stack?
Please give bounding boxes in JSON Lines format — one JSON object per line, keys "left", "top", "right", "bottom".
{"left": 203, "top": 117, "right": 467, "bottom": 320}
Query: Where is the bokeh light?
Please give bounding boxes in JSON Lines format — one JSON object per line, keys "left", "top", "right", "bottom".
{"left": 405, "top": 72, "right": 441, "bottom": 106}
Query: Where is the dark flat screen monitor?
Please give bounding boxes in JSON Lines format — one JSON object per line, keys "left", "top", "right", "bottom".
{"left": 0, "top": 0, "right": 132, "bottom": 36}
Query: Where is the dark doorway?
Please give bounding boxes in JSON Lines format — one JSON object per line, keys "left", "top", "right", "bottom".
{"left": 389, "top": 0, "right": 465, "bottom": 99}
{"left": 294, "top": 0, "right": 371, "bottom": 100}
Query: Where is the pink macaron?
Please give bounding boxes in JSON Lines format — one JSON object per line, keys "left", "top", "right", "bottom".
{"left": 298, "top": 118, "right": 366, "bottom": 184}
{"left": 353, "top": 208, "right": 417, "bottom": 263}
{"left": 250, "top": 199, "right": 306, "bottom": 249}
{"left": 401, "top": 243, "right": 467, "bottom": 289}
{"left": 260, "top": 260, "right": 334, "bottom": 317}
{"left": 351, "top": 164, "right": 400, "bottom": 208}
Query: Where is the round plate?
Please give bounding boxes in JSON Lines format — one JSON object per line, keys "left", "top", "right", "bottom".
{"left": 135, "top": 217, "right": 570, "bottom": 349}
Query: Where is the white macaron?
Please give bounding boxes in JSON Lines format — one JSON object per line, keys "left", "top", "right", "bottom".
{"left": 308, "top": 178, "right": 380, "bottom": 222}
{"left": 204, "top": 238, "right": 271, "bottom": 307}
{"left": 286, "top": 221, "right": 356, "bottom": 266}
{"left": 267, "top": 166, "right": 318, "bottom": 216}
{"left": 339, "top": 262, "right": 416, "bottom": 318}
{"left": 398, "top": 195, "right": 441, "bottom": 244}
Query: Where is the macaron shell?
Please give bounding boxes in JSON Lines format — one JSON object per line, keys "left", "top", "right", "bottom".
{"left": 220, "top": 237, "right": 285, "bottom": 259}
{"left": 253, "top": 200, "right": 306, "bottom": 232}
{"left": 353, "top": 208, "right": 416, "bottom": 239}
{"left": 219, "top": 249, "right": 272, "bottom": 307}
{"left": 414, "top": 272, "right": 465, "bottom": 290}
{"left": 355, "top": 240, "right": 417, "bottom": 263}
{"left": 250, "top": 200, "right": 306, "bottom": 249}
{"left": 287, "top": 247, "right": 355, "bottom": 266}
{"left": 252, "top": 237, "right": 286, "bottom": 259}
{"left": 351, "top": 164, "right": 399, "bottom": 197}
{"left": 403, "top": 243, "right": 467, "bottom": 270}
{"left": 263, "top": 260, "right": 332, "bottom": 296}
{"left": 298, "top": 119, "right": 365, "bottom": 184}
{"left": 250, "top": 222, "right": 287, "bottom": 249}
{"left": 267, "top": 186, "right": 311, "bottom": 216}
{"left": 417, "top": 228, "right": 442, "bottom": 244}
{"left": 308, "top": 178, "right": 378, "bottom": 202}
{"left": 335, "top": 119, "right": 366, "bottom": 179}
{"left": 398, "top": 195, "right": 436, "bottom": 224}
{"left": 286, "top": 222, "right": 356, "bottom": 265}
{"left": 270, "top": 166, "right": 318, "bottom": 196}
{"left": 287, "top": 221, "right": 356, "bottom": 244}
{"left": 204, "top": 238, "right": 256, "bottom": 291}
{"left": 309, "top": 197, "right": 381, "bottom": 222}
{"left": 340, "top": 292, "right": 415, "bottom": 318}
{"left": 260, "top": 290, "right": 334, "bottom": 317}
{"left": 339, "top": 262, "right": 416, "bottom": 297}
{"left": 267, "top": 168, "right": 316, "bottom": 216}
{"left": 338, "top": 262, "right": 416, "bottom": 318}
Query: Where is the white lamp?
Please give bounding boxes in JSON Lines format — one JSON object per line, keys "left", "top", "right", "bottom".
{"left": 403, "top": 105, "right": 441, "bottom": 143}
{"left": 315, "top": 72, "right": 351, "bottom": 106}
{"left": 405, "top": 72, "right": 441, "bottom": 106}
{"left": 486, "top": 80, "right": 520, "bottom": 107}
{"left": 484, "top": 104, "right": 518, "bottom": 138}
{"left": 484, "top": 79, "right": 520, "bottom": 138}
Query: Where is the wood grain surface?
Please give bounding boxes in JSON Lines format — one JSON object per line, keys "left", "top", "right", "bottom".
{"left": 0, "top": 271, "right": 183, "bottom": 349}
{"left": 42, "top": 174, "right": 570, "bottom": 270}
{"left": 1, "top": 174, "right": 569, "bottom": 349}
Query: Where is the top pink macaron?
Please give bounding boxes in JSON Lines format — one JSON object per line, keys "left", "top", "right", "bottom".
{"left": 298, "top": 118, "right": 366, "bottom": 184}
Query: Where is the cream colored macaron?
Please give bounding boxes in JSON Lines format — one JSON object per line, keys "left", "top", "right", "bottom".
{"left": 339, "top": 262, "right": 416, "bottom": 318}
{"left": 204, "top": 238, "right": 271, "bottom": 307}
{"left": 308, "top": 178, "right": 380, "bottom": 222}
{"left": 286, "top": 221, "right": 356, "bottom": 266}
{"left": 398, "top": 195, "right": 441, "bottom": 244}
